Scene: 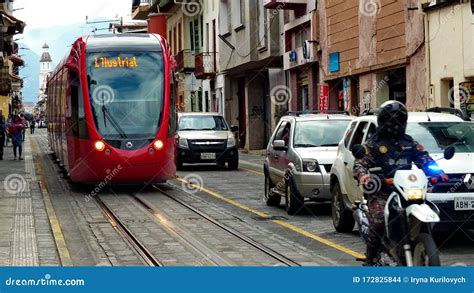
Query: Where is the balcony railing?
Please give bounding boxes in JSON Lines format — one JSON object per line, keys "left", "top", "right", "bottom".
{"left": 263, "top": 0, "right": 307, "bottom": 10}
{"left": 159, "top": 0, "right": 175, "bottom": 12}
{"left": 132, "top": 0, "right": 151, "bottom": 20}
{"left": 175, "top": 49, "right": 195, "bottom": 72}
{"left": 195, "top": 52, "right": 216, "bottom": 79}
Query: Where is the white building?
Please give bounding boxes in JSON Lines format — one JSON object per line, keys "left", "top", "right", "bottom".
{"left": 39, "top": 43, "right": 52, "bottom": 97}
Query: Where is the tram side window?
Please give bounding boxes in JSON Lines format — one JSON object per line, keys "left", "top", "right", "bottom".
{"left": 70, "top": 73, "right": 89, "bottom": 138}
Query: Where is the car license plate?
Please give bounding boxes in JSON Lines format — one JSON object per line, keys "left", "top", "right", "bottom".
{"left": 201, "top": 153, "right": 216, "bottom": 160}
{"left": 454, "top": 198, "right": 474, "bottom": 211}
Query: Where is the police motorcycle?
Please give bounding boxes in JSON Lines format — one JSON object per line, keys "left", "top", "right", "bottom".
{"left": 351, "top": 145, "right": 455, "bottom": 266}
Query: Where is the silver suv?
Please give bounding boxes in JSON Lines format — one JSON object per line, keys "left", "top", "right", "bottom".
{"left": 264, "top": 112, "right": 354, "bottom": 215}
{"left": 177, "top": 113, "right": 239, "bottom": 170}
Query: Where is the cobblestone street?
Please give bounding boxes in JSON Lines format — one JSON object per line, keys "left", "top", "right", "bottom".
{"left": 0, "top": 130, "right": 472, "bottom": 267}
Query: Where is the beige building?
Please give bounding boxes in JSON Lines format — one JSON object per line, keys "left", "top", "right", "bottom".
{"left": 219, "top": 0, "right": 285, "bottom": 150}
{"left": 424, "top": 0, "right": 474, "bottom": 117}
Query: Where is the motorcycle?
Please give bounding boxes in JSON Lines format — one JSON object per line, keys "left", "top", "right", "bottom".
{"left": 351, "top": 144, "right": 455, "bottom": 266}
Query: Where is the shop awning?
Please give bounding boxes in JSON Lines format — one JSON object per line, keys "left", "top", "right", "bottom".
{"left": 10, "top": 54, "right": 24, "bottom": 66}
{"left": 0, "top": 11, "right": 26, "bottom": 35}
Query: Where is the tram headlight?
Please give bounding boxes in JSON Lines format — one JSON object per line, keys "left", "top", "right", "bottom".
{"left": 95, "top": 141, "right": 106, "bottom": 152}
{"left": 154, "top": 140, "right": 164, "bottom": 150}
{"left": 227, "top": 134, "right": 236, "bottom": 148}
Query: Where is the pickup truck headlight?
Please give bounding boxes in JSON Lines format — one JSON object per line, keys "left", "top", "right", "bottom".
{"left": 303, "top": 159, "right": 319, "bottom": 172}
{"left": 227, "top": 134, "right": 236, "bottom": 148}
{"left": 179, "top": 137, "right": 189, "bottom": 149}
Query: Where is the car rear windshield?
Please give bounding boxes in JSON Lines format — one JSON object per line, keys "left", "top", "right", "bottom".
{"left": 407, "top": 122, "right": 474, "bottom": 154}
{"left": 178, "top": 115, "right": 229, "bottom": 131}
{"left": 293, "top": 120, "right": 351, "bottom": 148}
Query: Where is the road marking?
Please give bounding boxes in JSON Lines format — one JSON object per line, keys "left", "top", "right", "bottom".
{"left": 31, "top": 140, "right": 73, "bottom": 266}
{"left": 176, "top": 177, "right": 365, "bottom": 260}
{"left": 239, "top": 166, "right": 264, "bottom": 176}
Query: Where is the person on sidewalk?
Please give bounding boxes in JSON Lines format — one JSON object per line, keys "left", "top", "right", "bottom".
{"left": 8, "top": 115, "right": 25, "bottom": 160}
{"left": 0, "top": 115, "right": 6, "bottom": 160}
{"left": 30, "top": 120, "right": 36, "bottom": 134}
{"left": 19, "top": 113, "right": 27, "bottom": 142}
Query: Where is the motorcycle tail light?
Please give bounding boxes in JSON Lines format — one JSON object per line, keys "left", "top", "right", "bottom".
{"left": 385, "top": 178, "right": 394, "bottom": 185}
{"left": 430, "top": 178, "right": 438, "bottom": 184}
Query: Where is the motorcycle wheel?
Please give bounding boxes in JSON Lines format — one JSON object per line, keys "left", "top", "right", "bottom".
{"left": 413, "top": 233, "right": 440, "bottom": 266}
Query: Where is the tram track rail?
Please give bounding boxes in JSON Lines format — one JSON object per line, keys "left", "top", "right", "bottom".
{"left": 95, "top": 196, "right": 163, "bottom": 267}
{"left": 147, "top": 186, "right": 302, "bottom": 267}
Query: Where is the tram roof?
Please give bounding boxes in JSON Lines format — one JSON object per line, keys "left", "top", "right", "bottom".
{"left": 86, "top": 34, "right": 163, "bottom": 53}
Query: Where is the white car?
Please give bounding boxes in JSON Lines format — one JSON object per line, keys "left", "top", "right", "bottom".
{"left": 330, "top": 109, "right": 474, "bottom": 232}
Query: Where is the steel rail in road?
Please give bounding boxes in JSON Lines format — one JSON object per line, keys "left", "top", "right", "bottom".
{"left": 146, "top": 186, "right": 302, "bottom": 267}
{"left": 95, "top": 196, "right": 163, "bottom": 267}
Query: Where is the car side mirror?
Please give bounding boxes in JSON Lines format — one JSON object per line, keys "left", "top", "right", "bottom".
{"left": 351, "top": 144, "right": 366, "bottom": 159}
{"left": 230, "top": 125, "right": 239, "bottom": 133}
{"left": 273, "top": 140, "right": 288, "bottom": 151}
{"left": 443, "top": 146, "right": 455, "bottom": 160}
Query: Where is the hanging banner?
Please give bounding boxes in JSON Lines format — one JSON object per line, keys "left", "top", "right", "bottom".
{"left": 343, "top": 78, "right": 351, "bottom": 112}
{"left": 319, "top": 84, "right": 329, "bottom": 112}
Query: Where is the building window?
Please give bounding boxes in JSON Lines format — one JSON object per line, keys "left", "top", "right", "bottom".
{"left": 231, "top": 0, "right": 244, "bottom": 30}
{"left": 258, "top": 0, "right": 267, "bottom": 49}
{"left": 178, "top": 22, "right": 182, "bottom": 52}
{"left": 295, "top": 28, "right": 309, "bottom": 48}
{"left": 471, "top": 0, "right": 474, "bottom": 23}
{"left": 219, "top": 0, "right": 230, "bottom": 36}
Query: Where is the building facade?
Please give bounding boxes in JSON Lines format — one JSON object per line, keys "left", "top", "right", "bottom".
{"left": 424, "top": 0, "right": 474, "bottom": 118}
{"left": 0, "top": 0, "right": 25, "bottom": 118}
{"left": 319, "top": 0, "right": 427, "bottom": 114}
{"left": 219, "top": 0, "right": 285, "bottom": 150}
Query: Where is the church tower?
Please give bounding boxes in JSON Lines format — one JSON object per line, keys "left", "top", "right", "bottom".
{"left": 39, "top": 43, "right": 52, "bottom": 98}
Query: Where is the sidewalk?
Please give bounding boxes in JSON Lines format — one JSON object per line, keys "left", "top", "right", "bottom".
{"left": 239, "top": 149, "right": 266, "bottom": 170}
{"left": 0, "top": 134, "right": 60, "bottom": 266}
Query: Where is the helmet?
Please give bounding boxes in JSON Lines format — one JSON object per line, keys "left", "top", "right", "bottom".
{"left": 377, "top": 101, "right": 408, "bottom": 138}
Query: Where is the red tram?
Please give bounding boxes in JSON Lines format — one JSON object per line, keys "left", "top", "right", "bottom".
{"left": 46, "top": 34, "right": 177, "bottom": 183}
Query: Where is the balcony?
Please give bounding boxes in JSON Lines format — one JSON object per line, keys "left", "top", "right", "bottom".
{"left": 283, "top": 45, "right": 318, "bottom": 70}
{"left": 159, "top": 0, "right": 175, "bottom": 12}
{"left": 175, "top": 50, "right": 195, "bottom": 72}
{"left": 195, "top": 52, "right": 216, "bottom": 79}
{"left": 263, "top": 0, "right": 307, "bottom": 10}
{"left": 132, "top": 0, "right": 151, "bottom": 20}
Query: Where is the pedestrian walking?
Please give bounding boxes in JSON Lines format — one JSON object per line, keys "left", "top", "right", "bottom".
{"left": 8, "top": 115, "right": 25, "bottom": 160}
{"left": 30, "top": 120, "right": 36, "bottom": 134}
{"left": 0, "top": 115, "right": 6, "bottom": 160}
{"left": 19, "top": 113, "right": 27, "bottom": 142}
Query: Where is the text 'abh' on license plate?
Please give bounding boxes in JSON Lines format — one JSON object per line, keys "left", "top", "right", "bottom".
{"left": 454, "top": 198, "right": 474, "bottom": 211}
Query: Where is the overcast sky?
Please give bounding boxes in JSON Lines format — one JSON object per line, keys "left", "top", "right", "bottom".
{"left": 14, "top": 0, "right": 131, "bottom": 53}
{"left": 14, "top": 0, "right": 132, "bottom": 102}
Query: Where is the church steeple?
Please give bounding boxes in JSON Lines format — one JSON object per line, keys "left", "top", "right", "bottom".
{"left": 39, "top": 43, "right": 53, "bottom": 101}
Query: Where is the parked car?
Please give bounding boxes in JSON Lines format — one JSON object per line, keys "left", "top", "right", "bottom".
{"left": 330, "top": 108, "right": 474, "bottom": 232}
{"left": 264, "top": 112, "right": 354, "bottom": 215}
{"left": 177, "top": 112, "right": 239, "bottom": 170}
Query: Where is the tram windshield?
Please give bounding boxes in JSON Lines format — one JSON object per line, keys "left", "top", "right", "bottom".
{"left": 87, "top": 51, "right": 164, "bottom": 139}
